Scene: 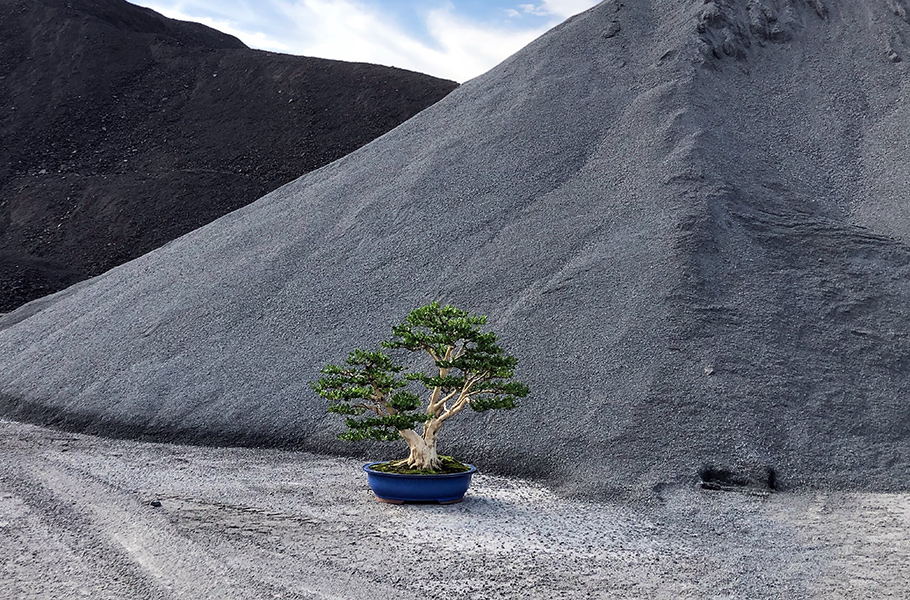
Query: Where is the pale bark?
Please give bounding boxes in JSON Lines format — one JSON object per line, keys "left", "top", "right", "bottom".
{"left": 398, "top": 428, "right": 440, "bottom": 469}
{"left": 393, "top": 343, "right": 480, "bottom": 470}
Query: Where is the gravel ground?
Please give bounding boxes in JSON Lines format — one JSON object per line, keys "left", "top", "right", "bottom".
{"left": 2, "top": 419, "right": 907, "bottom": 599}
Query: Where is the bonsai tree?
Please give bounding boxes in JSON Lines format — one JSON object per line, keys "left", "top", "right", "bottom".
{"left": 312, "top": 302, "right": 528, "bottom": 472}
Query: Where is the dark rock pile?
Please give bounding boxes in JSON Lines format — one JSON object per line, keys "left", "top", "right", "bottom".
{"left": 0, "top": 0, "right": 456, "bottom": 311}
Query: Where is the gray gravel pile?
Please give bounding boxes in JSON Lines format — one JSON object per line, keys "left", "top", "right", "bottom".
{"left": 2, "top": 0, "right": 910, "bottom": 499}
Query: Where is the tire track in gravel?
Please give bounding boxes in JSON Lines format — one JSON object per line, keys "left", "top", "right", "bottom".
{"left": 0, "top": 455, "right": 245, "bottom": 599}
{"left": 3, "top": 419, "right": 909, "bottom": 598}
{"left": 0, "top": 420, "right": 421, "bottom": 600}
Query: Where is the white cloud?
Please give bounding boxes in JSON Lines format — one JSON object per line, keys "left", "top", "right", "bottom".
{"left": 425, "top": 7, "right": 551, "bottom": 80}
{"left": 272, "top": 0, "right": 440, "bottom": 73}
{"left": 519, "top": 4, "right": 550, "bottom": 17}
{"left": 130, "top": 0, "right": 601, "bottom": 82}
{"left": 136, "top": 1, "right": 292, "bottom": 52}
{"left": 519, "top": 0, "right": 599, "bottom": 19}
{"left": 269, "top": 0, "right": 551, "bottom": 82}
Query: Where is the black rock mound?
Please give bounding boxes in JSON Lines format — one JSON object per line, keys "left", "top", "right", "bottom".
{"left": 0, "top": 0, "right": 457, "bottom": 311}
{"left": 2, "top": 0, "right": 910, "bottom": 499}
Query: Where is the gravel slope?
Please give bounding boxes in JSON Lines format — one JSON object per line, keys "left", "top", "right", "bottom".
{"left": 2, "top": 419, "right": 908, "bottom": 599}
{"left": 2, "top": 0, "right": 910, "bottom": 499}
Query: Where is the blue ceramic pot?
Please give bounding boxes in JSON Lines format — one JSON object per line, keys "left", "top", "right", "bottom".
{"left": 363, "top": 462, "right": 477, "bottom": 504}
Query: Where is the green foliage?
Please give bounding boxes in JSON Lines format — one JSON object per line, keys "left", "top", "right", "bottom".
{"left": 388, "top": 302, "right": 529, "bottom": 415}
{"left": 312, "top": 302, "right": 529, "bottom": 444}
{"left": 313, "top": 349, "right": 403, "bottom": 406}
{"left": 312, "top": 349, "right": 427, "bottom": 442}
{"left": 383, "top": 302, "right": 487, "bottom": 358}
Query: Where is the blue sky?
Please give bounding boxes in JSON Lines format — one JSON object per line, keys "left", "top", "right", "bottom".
{"left": 130, "top": 0, "right": 601, "bottom": 82}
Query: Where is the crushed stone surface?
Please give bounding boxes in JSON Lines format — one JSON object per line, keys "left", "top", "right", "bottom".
{"left": 2, "top": 420, "right": 907, "bottom": 599}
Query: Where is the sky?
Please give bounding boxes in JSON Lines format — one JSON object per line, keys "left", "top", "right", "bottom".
{"left": 129, "top": 0, "right": 601, "bottom": 82}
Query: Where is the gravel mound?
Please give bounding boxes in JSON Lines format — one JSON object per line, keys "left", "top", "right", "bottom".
{"left": 2, "top": 0, "right": 910, "bottom": 499}
{"left": 0, "top": 0, "right": 456, "bottom": 311}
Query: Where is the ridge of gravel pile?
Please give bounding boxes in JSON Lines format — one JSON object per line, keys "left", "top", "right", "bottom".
{"left": 2, "top": 0, "right": 910, "bottom": 500}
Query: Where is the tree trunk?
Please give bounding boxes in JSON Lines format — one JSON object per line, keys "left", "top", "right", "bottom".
{"left": 398, "top": 427, "right": 440, "bottom": 470}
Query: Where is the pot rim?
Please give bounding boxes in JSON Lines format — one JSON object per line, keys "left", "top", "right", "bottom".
{"left": 363, "top": 462, "right": 477, "bottom": 478}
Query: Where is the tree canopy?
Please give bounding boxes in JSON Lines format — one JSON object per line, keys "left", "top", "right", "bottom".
{"left": 312, "top": 302, "right": 528, "bottom": 469}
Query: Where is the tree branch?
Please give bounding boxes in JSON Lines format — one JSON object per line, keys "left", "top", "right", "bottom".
{"left": 370, "top": 384, "right": 396, "bottom": 416}
{"left": 436, "top": 395, "right": 470, "bottom": 424}
{"left": 435, "top": 374, "right": 485, "bottom": 425}
{"left": 426, "top": 346, "right": 455, "bottom": 415}
{"left": 435, "top": 367, "right": 507, "bottom": 419}
{"left": 424, "top": 344, "right": 441, "bottom": 362}
{"left": 432, "top": 388, "right": 460, "bottom": 413}
{"left": 354, "top": 402, "right": 386, "bottom": 416}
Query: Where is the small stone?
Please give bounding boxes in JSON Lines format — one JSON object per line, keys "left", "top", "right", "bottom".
{"left": 603, "top": 20, "right": 621, "bottom": 38}
{"left": 150, "top": 500, "right": 162, "bottom": 507}
{"left": 704, "top": 366, "right": 715, "bottom": 375}
{"left": 889, "top": 51, "right": 902, "bottom": 63}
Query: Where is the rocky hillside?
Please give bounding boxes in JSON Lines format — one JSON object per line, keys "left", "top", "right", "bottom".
{"left": 0, "top": 0, "right": 456, "bottom": 310}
